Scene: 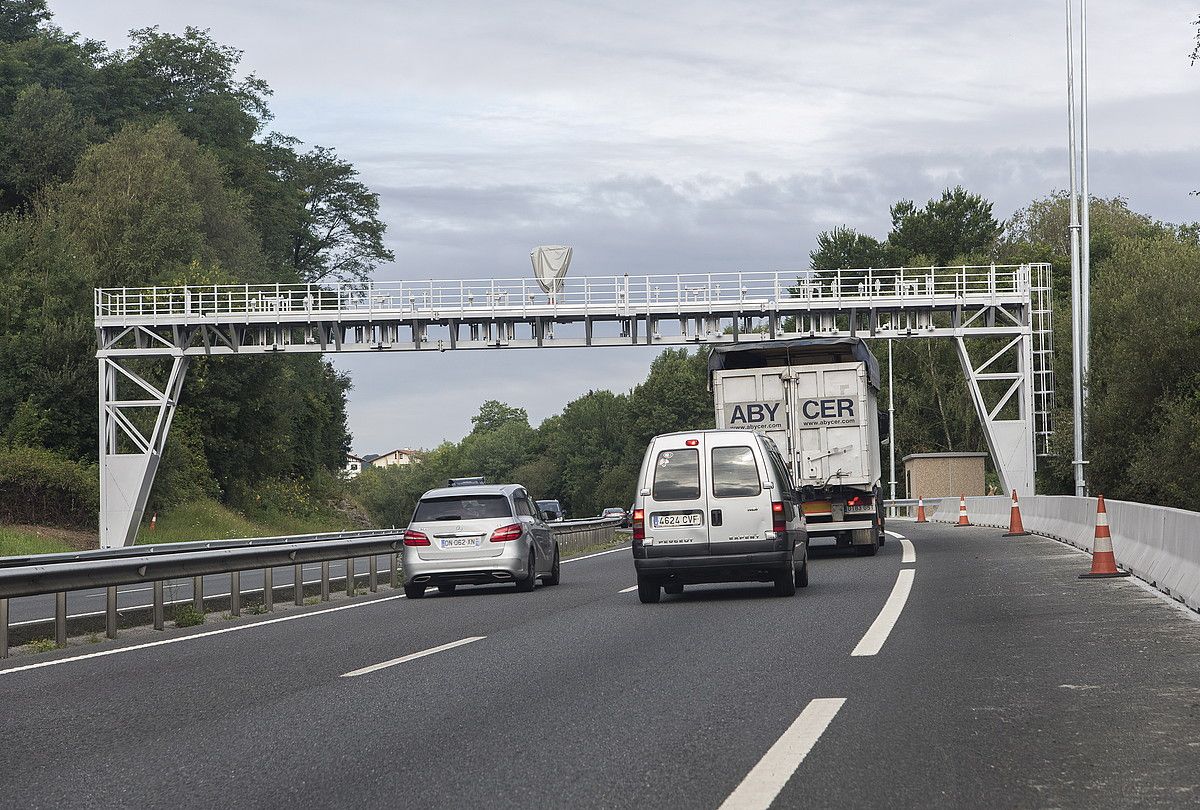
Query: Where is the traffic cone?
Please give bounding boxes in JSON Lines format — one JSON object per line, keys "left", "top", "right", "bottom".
{"left": 1002, "top": 490, "right": 1029, "bottom": 537}
{"left": 149, "top": 512, "right": 158, "bottom": 531}
{"left": 915, "top": 497, "right": 927, "bottom": 523}
{"left": 1080, "top": 495, "right": 1130, "bottom": 579}
{"left": 954, "top": 494, "right": 971, "bottom": 526}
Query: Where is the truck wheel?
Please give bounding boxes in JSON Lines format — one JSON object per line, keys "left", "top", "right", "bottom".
{"left": 853, "top": 528, "right": 878, "bottom": 557}
{"left": 637, "top": 580, "right": 661, "bottom": 604}
{"left": 773, "top": 566, "right": 797, "bottom": 596}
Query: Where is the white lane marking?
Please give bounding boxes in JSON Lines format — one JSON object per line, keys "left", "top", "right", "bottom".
{"left": 341, "top": 636, "right": 485, "bottom": 678}
{"left": 618, "top": 585, "right": 638, "bottom": 593}
{"left": 884, "top": 530, "right": 914, "bottom": 563}
{"left": 561, "top": 545, "right": 630, "bottom": 564}
{"left": 0, "top": 593, "right": 407, "bottom": 676}
{"left": 851, "top": 569, "right": 915, "bottom": 657}
{"left": 718, "top": 698, "right": 846, "bottom": 810}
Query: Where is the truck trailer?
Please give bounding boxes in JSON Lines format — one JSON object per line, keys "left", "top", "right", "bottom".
{"left": 709, "top": 337, "right": 886, "bottom": 555}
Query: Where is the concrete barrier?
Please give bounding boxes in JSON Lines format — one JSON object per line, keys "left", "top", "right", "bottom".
{"left": 928, "top": 495, "right": 1200, "bottom": 612}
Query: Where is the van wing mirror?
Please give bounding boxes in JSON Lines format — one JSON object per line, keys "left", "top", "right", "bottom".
{"left": 639, "top": 488, "right": 651, "bottom": 497}
{"left": 763, "top": 480, "right": 774, "bottom": 490}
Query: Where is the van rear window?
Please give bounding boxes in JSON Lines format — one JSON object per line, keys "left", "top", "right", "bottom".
{"left": 652, "top": 449, "right": 700, "bottom": 501}
{"left": 413, "top": 495, "right": 512, "bottom": 521}
{"left": 712, "top": 446, "right": 761, "bottom": 498}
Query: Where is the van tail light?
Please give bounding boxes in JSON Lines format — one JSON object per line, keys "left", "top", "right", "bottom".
{"left": 490, "top": 523, "right": 523, "bottom": 543}
{"left": 772, "top": 502, "right": 786, "bottom": 534}
{"left": 403, "top": 529, "right": 430, "bottom": 546}
{"left": 632, "top": 508, "right": 645, "bottom": 541}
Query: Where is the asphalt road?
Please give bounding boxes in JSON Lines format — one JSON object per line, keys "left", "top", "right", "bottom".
{"left": 3, "top": 523, "right": 1199, "bottom": 808}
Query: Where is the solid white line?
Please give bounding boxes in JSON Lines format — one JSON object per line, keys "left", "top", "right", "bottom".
{"left": 884, "top": 530, "right": 914, "bottom": 563}
{"left": 618, "top": 585, "right": 638, "bottom": 593}
{"left": 561, "top": 544, "right": 630, "bottom": 564}
{"left": 341, "top": 636, "right": 485, "bottom": 677}
{"left": 718, "top": 698, "right": 846, "bottom": 810}
{"left": 851, "top": 569, "right": 915, "bottom": 657}
{"left": 0, "top": 593, "right": 407, "bottom": 676}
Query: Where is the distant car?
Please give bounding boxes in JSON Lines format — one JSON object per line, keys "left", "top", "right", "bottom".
{"left": 402, "top": 484, "right": 560, "bottom": 598}
{"left": 602, "top": 507, "right": 630, "bottom": 528}
{"left": 536, "top": 499, "right": 565, "bottom": 522}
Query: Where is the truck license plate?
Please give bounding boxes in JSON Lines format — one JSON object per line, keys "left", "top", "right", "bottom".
{"left": 652, "top": 513, "right": 702, "bottom": 528}
{"left": 845, "top": 503, "right": 875, "bottom": 514}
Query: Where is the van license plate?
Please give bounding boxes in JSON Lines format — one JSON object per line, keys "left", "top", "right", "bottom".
{"left": 442, "top": 537, "right": 480, "bottom": 549}
{"left": 652, "top": 513, "right": 702, "bottom": 528}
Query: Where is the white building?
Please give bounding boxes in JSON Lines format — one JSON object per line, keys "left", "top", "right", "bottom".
{"left": 343, "top": 453, "right": 365, "bottom": 479}
{"left": 370, "top": 449, "right": 421, "bottom": 468}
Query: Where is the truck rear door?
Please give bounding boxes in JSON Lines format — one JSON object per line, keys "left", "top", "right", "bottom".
{"left": 642, "top": 435, "right": 709, "bottom": 557}
{"left": 791, "top": 362, "right": 869, "bottom": 485}
{"left": 713, "top": 369, "right": 792, "bottom": 477}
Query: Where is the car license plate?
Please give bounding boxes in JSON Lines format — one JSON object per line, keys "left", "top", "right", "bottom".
{"left": 652, "top": 512, "right": 702, "bottom": 528}
{"left": 845, "top": 502, "right": 874, "bottom": 514}
{"left": 441, "top": 537, "right": 480, "bottom": 549}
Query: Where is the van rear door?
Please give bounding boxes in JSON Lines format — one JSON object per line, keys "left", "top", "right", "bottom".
{"left": 642, "top": 435, "right": 709, "bottom": 557}
{"left": 706, "top": 434, "right": 774, "bottom": 555}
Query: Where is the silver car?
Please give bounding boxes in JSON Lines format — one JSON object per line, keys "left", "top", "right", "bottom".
{"left": 402, "top": 484, "right": 560, "bottom": 598}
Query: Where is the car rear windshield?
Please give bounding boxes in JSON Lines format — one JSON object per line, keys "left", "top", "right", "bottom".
{"left": 412, "top": 495, "right": 512, "bottom": 521}
{"left": 711, "top": 446, "right": 761, "bottom": 498}
{"left": 652, "top": 448, "right": 700, "bottom": 501}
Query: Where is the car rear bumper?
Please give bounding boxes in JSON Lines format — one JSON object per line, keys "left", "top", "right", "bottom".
{"left": 403, "top": 548, "right": 530, "bottom": 585}
{"left": 634, "top": 551, "right": 793, "bottom": 584}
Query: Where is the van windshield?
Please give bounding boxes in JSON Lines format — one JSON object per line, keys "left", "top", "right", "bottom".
{"left": 652, "top": 449, "right": 700, "bottom": 501}
{"left": 712, "top": 446, "right": 761, "bottom": 498}
{"left": 413, "top": 495, "right": 512, "bottom": 521}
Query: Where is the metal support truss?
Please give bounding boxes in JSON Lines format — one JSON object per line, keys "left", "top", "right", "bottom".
{"left": 98, "top": 350, "right": 188, "bottom": 548}
{"left": 95, "top": 264, "right": 1052, "bottom": 546}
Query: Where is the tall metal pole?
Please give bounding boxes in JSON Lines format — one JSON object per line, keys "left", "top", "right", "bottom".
{"left": 1066, "top": 0, "right": 1086, "bottom": 497}
{"left": 1078, "top": 0, "right": 1092, "bottom": 465}
{"left": 888, "top": 338, "right": 897, "bottom": 500}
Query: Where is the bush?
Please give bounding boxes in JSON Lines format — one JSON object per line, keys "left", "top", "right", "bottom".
{"left": 0, "top": 445, "right": 98, "bottom": 528}
{"left": 173, "top": 604, "right": 206, "bottom": 627}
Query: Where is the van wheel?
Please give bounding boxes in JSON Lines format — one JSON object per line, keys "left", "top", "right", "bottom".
{"left": 637, "top": 580, "right": 661, "bottom": 604}
{"left": 795, "top": 561, "right": 809, "bottom": 588}
{"left": 404, "top": 583, "right": 426, "bottom": 599}
{"left": 773, "top": 567, "right": 797, "bottom": 596}
{"left": 516, "top": 551, "right": 536, "bottom": 592}
{"left": 664, "top": 583, "right": 684, "bottom": 595}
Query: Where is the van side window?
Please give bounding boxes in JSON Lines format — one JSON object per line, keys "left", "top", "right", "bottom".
{"left": 765, "top": 446, "right": 793, "bottom": 495}
{"left": 652, "top": 449, "right": 700, "bottom": 501}
{"left": 711, "top": 446, "right": 762, "bottom": 498}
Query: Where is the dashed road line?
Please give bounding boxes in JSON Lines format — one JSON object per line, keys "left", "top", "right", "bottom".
{"left": 718, "top": 698, "right": 846, "bottom": 810}
{"left": 851, "top": 569, "right": 915, "bottom": 656}
{"left": 342, "top": 636, "right": 485, "bottom": 677}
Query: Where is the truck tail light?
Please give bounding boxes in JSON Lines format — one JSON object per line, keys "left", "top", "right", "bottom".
{"left": 490, "top": 523, "right": 523, "bottom": 542}
{"left": 772, "top": 502, "right": 786, "bottom": 534}
{"left": 846, "top": 495, "right": 873, "bottom": 507}
{"left": 632, "top": 508, "right": 645, "bottom": 541}
{"left": 403, "top": 529, "right": 430, "bottom": 546}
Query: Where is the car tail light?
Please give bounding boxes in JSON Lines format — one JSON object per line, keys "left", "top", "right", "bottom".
{"left": 772, "top": 501, "right": 786, "bottom": 534}
{"left": 632, "top": 508, "right": 645, "bottom": 541}
{"left": 490, "top": 523, "right": 523, "bottom": 543}
{"left": 403, "top": 529, "right": 430, "bottom": 546}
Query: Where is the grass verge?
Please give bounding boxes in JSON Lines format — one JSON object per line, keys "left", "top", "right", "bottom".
{"left": 137, "top": 498, "right": 364, "bottom": 545}
{"left": 0, "top": 527, "right": 80, "bottom": 557}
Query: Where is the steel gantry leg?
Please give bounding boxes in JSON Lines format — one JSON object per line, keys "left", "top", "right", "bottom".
{"left": 955, "top": 332, "right": 1037, "bottom": 496}
{"left": 98, "top": 354, "right": 189, "bottom": 548}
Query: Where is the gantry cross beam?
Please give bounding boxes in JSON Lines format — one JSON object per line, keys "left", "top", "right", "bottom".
{"left": 95, "top": 263, "right": 1054, "bottom": 547}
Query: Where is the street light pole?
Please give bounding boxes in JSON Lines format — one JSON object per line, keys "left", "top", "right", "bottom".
{"left": 888, "top": 338, "right": 897, "bottom": 501}
{"left": 1066, "top": 0, "right": 1087, "bottom": 497}
{"left": 1079, "top": 0, "right": 1092, "bottom": 459}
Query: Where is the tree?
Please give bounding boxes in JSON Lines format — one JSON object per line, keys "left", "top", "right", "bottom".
{"left": 276, "top": 144, "right": 394, "bottom": 284}
{"left": 0, "top": 84, "right": 92, "bottom": 204}
{"left": 809, "top": 226, "right": 893, "bottom": 272}
{"left": 0, "top": 0, "right": 50, "bottom": 44}
{"left": 888, "top": 186, "right": 1002, "bottom": 265}
{"left": 471, "top": 401, "right": 530, "bottom": 435}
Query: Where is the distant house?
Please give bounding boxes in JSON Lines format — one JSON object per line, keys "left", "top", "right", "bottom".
{"left": 343, "top": 453, "right": 365, "bottom": 479}
{"left": 370, "top": 449, "right": 421, "bottom": 469}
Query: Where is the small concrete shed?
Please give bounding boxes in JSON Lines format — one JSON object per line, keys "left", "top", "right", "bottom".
{"left": 903, "top": 452, "right": 988, "bottom": 499}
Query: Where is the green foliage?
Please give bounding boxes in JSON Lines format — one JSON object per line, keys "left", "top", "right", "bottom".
{"left": 471, "top": 400, "right": 530, "bottom": 435}
{"left": 173, "top": 604, "right": 206, "bottom": 628}
{"left": 26, "top": 637, "right": 58, "bottom": 653}
{"left": 0, "top": 84, "right": 93, "bottom": 203}
{"left": 809, "top": 226, "right": 895, "bottom": 273}
{"left": 0, "top": 445, "right": 98, "bottom": 528}
{"left": 888, "top": 186, "right": 1002, "bottom": 265}
{"left": 0, "top": 527, "right": 75, "bottom": 557}
{"left": 0, "top": 1, "right": 50, "bottom": 44}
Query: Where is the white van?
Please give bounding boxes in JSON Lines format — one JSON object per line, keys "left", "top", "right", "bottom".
{"left": 631, "top": 429, "right": 808, "bottom": 604}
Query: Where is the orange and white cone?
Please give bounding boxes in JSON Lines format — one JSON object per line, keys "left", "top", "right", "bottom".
{"left": 954, "top": 494, "right": 971, "bottom": 526}
{"left": 149, "top": 511, "right": 158, "bottom": 531}
{"left": 1002, "top": 490, "right": 1029, "bottom": 537}
{"left": 915, "top": 497, "right": 927, "bottom": 523}
{"left": 1079, "top": 495, "right": 1130, "bottom": 579}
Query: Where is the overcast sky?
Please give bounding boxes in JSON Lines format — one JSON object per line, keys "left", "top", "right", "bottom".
{"left": 54, "top": 1, "right": 1200, "bottom": 453}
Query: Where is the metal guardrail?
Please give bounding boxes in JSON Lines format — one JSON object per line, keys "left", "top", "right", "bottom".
{"left": 95, "top": 265, "right": 1035, "bottom": 322}
{"left": 0, "top": 518, "right": 625, "bottom": 658}
{"left": 883, "top": 498, "right": 945, "bottom": 519}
